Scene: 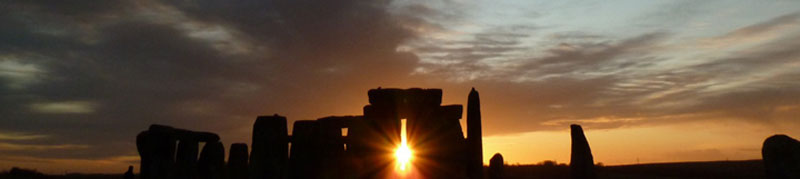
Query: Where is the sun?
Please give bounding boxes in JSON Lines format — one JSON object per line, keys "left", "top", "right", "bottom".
{"left": 395, "top": 119, "right": 414, "bottom": 171}
{"left": 395, "top": 143, "right": 413, "bottom": 171}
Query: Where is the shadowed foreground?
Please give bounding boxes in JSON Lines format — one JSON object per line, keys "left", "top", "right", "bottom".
{"left": 1, "top": 160, "right": 766, "bottom": 179}
{"left": 502, "top": 160, "right": 765, "bottom": 179}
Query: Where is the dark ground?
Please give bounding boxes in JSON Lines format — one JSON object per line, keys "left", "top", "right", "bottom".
{"left": 1, "top": 160, "right": 764, "bottom": 179}
{"left": 503, "top": 160, "right": 764, "bottom": 179}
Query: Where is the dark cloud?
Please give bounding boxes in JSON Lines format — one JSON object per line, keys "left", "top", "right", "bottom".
{"left": 0, "top": 0, "right": 420, "bottom": 163}
{"left": 4, "top": 0, "right": 128, "bottom": 17}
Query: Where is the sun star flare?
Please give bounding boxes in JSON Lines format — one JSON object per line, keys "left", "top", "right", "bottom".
{"left": 395, "top": 119, "right": 414, "bottom": 172}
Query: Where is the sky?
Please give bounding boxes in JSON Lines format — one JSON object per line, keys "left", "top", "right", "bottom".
{"left": 1, "top": 0, "right": 799, "bottom": 174}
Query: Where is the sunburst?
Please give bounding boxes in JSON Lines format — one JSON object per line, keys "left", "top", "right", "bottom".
{"left": 395, "top": 119, "right": 414, "bottom": 172}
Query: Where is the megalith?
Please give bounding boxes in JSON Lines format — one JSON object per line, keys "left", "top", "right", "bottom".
{"left": 569, "top": 124, "right": 595, "bottom": 179}
{"left": 763, "top": 134, "right": 800, "bottom": 179}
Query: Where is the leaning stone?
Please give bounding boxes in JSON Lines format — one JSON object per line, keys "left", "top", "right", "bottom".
{"left": 570, "top": 124, "right": 595, "bottom": 179}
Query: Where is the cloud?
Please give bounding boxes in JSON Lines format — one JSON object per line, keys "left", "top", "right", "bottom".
{"left": 0, "top": 132, "right": 47, "bottom": 141}
{"left": 0, "top": 143, "right": 89, "bottom": 151}
{"left": 699, "top": 12, "right": 800, "bottom": 48}
{"left": 30, "top": 101, "right": 95, "bottom": 114}
{"left": 0, "top": 58, "right": 44, "bottom": 89}
{"left": 403, "top": 9, "right": 800, "bottom": 135}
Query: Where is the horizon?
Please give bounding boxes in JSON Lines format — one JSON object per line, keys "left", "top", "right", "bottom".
{"left": 1, "top": 0, "right": 800, "bottom": 175}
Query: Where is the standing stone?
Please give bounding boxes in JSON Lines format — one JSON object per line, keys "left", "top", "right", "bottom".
{"left": 361, "top": 104, "right": 400, "bottom": 178}
{"left": 488, "top": 153, "right": 504, "bottom": 179}
{"left": 569, "top": 124, "right": 595, "bottom": 179}
{"left": 416, "top": 105, "right": 467, "bottom": 178}
{"left": 316, "top": 117, "right": 352, "bottom": 178}
{"left": 341, "top": 116, "right": 371, "bottom": 177}
{"left": 136, "top": 131, "right": 154, "bottom": 179}
{"left": 136, "top": 125, "right": 221, "bottom": 179}
{"left": 250, "top": 114, "right": 288, "bottom": 179}
{"left": 288, "top": 120, "right": 319, "bottom": 179}
{"left": 466, "top": 88, "right": 484, "bottom": 179}
{"left": 198, "top": 141, "right": 225, "bottom": 179}
{"left": 137, "top": 128, "right": 177, "bottom": 179}
{"left": 762, "top": 134, "right": 800, "bottom": 179}
{"left": 175, "top": 140, "right": 199, "bottom": 179}
{"left": 228, "top": 143, "right": 249, "bottom": 179}
{"left": 154, "top": 133, "right": 176, "bottom": 179}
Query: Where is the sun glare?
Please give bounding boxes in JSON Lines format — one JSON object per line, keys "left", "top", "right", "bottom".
{"left": 395, "top": 119, "right": 413, "bottom": 172}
